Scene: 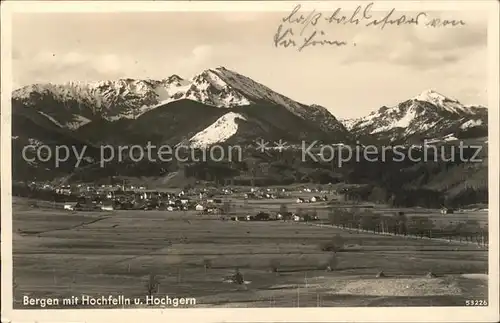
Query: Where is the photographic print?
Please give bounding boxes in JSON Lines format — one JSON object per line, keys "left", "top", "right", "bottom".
{"left": 1, "top": 1, "right": 499, "bottom": 322}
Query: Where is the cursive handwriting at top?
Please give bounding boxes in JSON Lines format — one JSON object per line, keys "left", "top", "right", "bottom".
{"left": 273, "top": 24, "right": 348, "bottom": 51}
{"left": 282, "top": 5, "right": 323, "bottom": 35}
{"left": 274, "top": 3, "right": 466, "bottom": 52}
{"left": 325, "top": 3, "right": 428, "bottom": 30}
{"left": 281, "top": 3, "right": 466, "bottom": 30}
{"left": 299, "top": 30, "right": 348, "bottom": 51}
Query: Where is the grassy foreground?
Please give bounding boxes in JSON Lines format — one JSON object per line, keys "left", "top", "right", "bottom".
{"left": 12, "top": 198, "right": 488, "bottom": 308}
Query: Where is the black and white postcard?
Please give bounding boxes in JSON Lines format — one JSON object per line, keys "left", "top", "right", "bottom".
{"left": 1, "top": 1, "right": 499, "bottom": 322}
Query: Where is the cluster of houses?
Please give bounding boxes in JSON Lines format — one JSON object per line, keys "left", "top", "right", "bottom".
{"left": 46, "top": 182, "right": 335, "bottom": 216}
{"left": 296, "top": 196, "right": 329, "bottom": 203}
{"left": 243, "top": 187, "right": 289, "bottom": 200}
{"left": 62, "top": 189, "right": 228, "bottom": 213}
{"left": 244, "top": 192, "right": 281, "bottom": 199}
{"left": 229, "top": 211, "right": 319, "bottom": 222}
{"left": 56, "top": 184, "right": 148, "bottom": 196}
{"left": 440, "top": 206, "right": 455, "bottom": 214}
{"left": 58, "top": 184, "right": 232, "bottom": 213}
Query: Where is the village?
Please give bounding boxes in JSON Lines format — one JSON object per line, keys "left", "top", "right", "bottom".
{"left": 15, "top": 180, "right": 463, "bottom": 218}
{"left": 31, "top": 182, "right": 334, "bottom": 222}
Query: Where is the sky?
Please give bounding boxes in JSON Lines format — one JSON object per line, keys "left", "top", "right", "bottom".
{"left": 11, "top": 7, "right": 488, "bottom": 119}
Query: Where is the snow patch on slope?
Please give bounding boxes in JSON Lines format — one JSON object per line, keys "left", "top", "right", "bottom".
{"left": 204, "top": 69, "right": 228, "bottom": 88}
{"left": 460, "top": 119, "right": 483, "bottom": 129}
{"left": 443, "top": 133, "right": 459, "bottom": 141}
{"left": 38, "top": 111, "right": 64, "bottom": 128}
{"left": 369, "top": 106, "right": 418, "bottom": 134}
{"left": 38, "top": 111, "right": 91, "bottom": 129}
{"left": 154, "top": 79, "right": 191, "bottom": 102}
{"left": 340, "top": 118, "right": 358, "bottom": 131}
{"left": 188, "top": 112, "right": 247, "bottom": 148}
{"left": 67, "top": 115, "right": 91, "bottom": 129}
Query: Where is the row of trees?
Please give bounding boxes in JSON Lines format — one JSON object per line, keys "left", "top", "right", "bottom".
{"left": 327, "top": 207, "right": 488, "bottom": 246}
{"left": 342, "top": 183, "right": 487, "bottom": 209}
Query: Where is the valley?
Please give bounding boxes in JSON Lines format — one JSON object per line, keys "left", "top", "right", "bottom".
{"left": 12, "top": 194, "right": 488, "bottom": 308}
{"left": 9, "top": 66, "right": 490, "bottom": 309}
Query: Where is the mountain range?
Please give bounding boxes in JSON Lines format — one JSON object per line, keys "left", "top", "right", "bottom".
{"left": 342, "top": 89, "right": 487, "bottom": 144}
{"left": 11, "top": 66, "right": 488, "bottom": 182}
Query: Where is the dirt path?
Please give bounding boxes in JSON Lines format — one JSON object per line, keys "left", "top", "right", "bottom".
{"left": 17, "top": 216, "right": 111, "bottom": 235}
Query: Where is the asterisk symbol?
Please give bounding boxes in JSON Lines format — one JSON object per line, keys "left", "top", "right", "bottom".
{"left": 255, "top": 138, "right": 269, "bottom": 152}
{"left": 274, "top": 139, "right": 288, "bottom": 152}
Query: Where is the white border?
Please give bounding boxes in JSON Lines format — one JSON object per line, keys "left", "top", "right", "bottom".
{"left": 1, "top": 1, "right": 499, "bottom": 322}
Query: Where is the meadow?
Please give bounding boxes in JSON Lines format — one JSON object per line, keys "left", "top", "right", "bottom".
{"left": 12, "top": 195, "right": 488, "bottom": 308}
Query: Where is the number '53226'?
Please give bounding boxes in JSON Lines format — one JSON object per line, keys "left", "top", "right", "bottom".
{"left": 465, "top": 300, "right": 488, "bottom": 306}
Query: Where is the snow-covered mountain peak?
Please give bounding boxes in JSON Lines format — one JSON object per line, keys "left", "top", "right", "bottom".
{"left": 12, "top": 67, "right": 348, "bottom": 138}
{"left": 411, "top": 89, "right": 468, "bottom": 114}
{"left": 343, "top": 89, "right": 488, "bottom": 143}
{"left": 179, "top": 68, "right": 250, "bottom": 107}
{"left": 413, "top": 89, "right": 457, "bottom": 104}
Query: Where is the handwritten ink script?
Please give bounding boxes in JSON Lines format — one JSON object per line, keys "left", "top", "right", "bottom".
{"left": 274, "top": 2, "right": 466, "bottom": 51}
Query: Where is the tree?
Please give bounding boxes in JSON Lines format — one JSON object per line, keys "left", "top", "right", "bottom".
{"left": 269, "top": 259, "right": 280, "bottom": 273}
{"left": 203, "top": 258, "right": 212, "bottom": 273}
{"left": 395, "top": 212, "right": 408, "bottom": 236}
{"left": 368, "top": 186, "right": 387, "bottom": 204}
{"left": 481, "top": 222, "right": 489, "bottom": 246}
{"left": 310, "top": 209, "right": 318, "bottom": 221}
{"left": 380, "top": 215, "right": 394, "bottom": 234}
{"left": 320, "top": 234, "right": 345, "bottom": 253}
{"left": 383, "top": 215, "right": 397, "bottom": 235}
{"left": 232, "top": 268, "right": 244, "bottom": 284}
{"left": 348, "top": 207, "right": 361, "bottom": 230}
{"left": 360, "top": 210, "right": 376, "bottom": 232}
{"left": 146, "top": 273, "right": 160, "bottom": 296}
{"left": 324, "top": 254, "right": 338, "bottom": 272}
{"left": 222, "top": 200, "right": 231, "bottom": 215}
{"left": 370, "top": 213, "right": 382, "bottom": 233}
{"left": 464, "top": 219, "right": 481, "bottom": 243}
{"left": 328, "top": 207, "right": 352, "bottom": 228}
{"left": 410, "top": 216, "right": 434, "bottom": 238}
{"left": 328, "top": 207, "right": 339, "bottom": 226}
{"left": 452, "top": 221, "right": 466, "bottom": 242}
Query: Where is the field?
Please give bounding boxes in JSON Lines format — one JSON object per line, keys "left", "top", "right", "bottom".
{"left": 12, "top": 196, "right": 488, "bottom": 308}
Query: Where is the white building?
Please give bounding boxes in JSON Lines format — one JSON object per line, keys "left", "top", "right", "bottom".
{"left": 310, "top": 196, "right": 320, "bottom": 202}
{"left": 63, "top": 203, "right": 76, "bottom": 211}
{"left": 101, "top": 204, "right": 114, "bottom": 211}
